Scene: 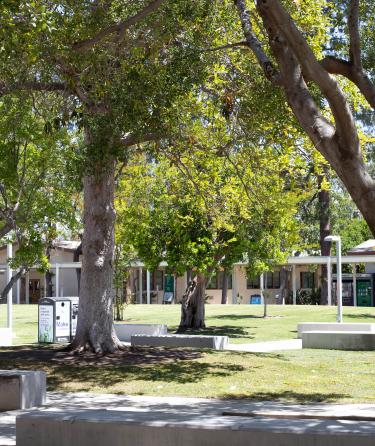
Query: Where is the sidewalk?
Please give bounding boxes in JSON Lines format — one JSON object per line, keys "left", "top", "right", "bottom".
{"left": 2, "top": 391, "right": 375, "bottom": 445}
{"left": 226, "top": 339, "right": 302, "bottom": 352}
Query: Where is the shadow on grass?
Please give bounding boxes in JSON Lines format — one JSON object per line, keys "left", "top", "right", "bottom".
{"left": 345, "top": 313, "right": 375, "bottom": 320}
{"left": 42, "top": 361, "right": 246, "bottom": 390}
{"left": 177, "top": 326, "right": 255, "bottom": 340}
{"left": 210, "top": 314, "right": 265, "bottom": 320}
{"left": 220, "top": 390, "right": 350, "bottom": 403}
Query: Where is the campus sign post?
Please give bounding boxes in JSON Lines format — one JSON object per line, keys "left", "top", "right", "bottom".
{"left": 324, "top": 235, "right": 343, "bottom": 323}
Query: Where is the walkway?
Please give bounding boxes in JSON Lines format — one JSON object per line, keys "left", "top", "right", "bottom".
{"left": 2, "top": 392, "right": 375, "bottom": 445}
{"left": 226, "top": 339, "right": 302, "bottom": 352}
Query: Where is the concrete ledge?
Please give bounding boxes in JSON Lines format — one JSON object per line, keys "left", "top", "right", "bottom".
{"left": 0, "top": 328, "right": 12, "bottom": 346}
{"left": 131, "top": 334, "right": 228, "bottom": 350}
{"left": 16, "top": 410, "right": 375, "bottom": 446}
{"left": 298, "top": 323, "right": 375, "bottom": 338}
{"left": 114, "top": 324, "right": 167, "bottom": 342}
{"left": 302, "top": 331, "right": 375, "bottom": 350}
{"left": 0, "top": 370, "right": 46, "bottom": 410}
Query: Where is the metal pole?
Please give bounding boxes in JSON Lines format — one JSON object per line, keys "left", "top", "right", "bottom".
{"left": 260, "top": 273, "right": 264, "bottom": 305}
{"left": 6, "top": 243, "right": 12, "bottom": 330}
{"left": 337, "top": 238, "right": 343, "bottom": 323}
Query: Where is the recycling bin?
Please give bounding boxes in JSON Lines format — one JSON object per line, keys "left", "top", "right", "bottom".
{"left": 38, "top": 297, "right": 71, "bottom": 343}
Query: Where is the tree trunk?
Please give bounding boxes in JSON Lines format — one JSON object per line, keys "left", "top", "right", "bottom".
{"left": 71, "top": 154, "right": 122, "bottom": 354}
{"left": 318, "top": 170, "right": 331, "bottom": 305}
{"left": 236, "top": 0, "right": 375, "bottom": 235}
{"left": 0, "top": 268, "right": 26, "bottom": 302}
{"left": 278, "top": 267, "right": 288, "bottom": 305}
{"left": 73, "top": 240, "right": 82, "bottom": 296}
{"left": 178, "top": 273, "right": 206, "bottom": 331}
{"left": 221, "top": 268, "right": 229, "bottom": 304}
{"left": 45, "top": 242, "right": 54, "bottom": 297}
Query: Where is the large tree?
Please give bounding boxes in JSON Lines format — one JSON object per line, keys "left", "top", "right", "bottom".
{"left": 231, "top": 0, "right": 375, "bottom": 233}
{"left": 0, "top": 1, "right": 214, "bottom": 352}
{"left": 0, "top": 93, "right": 78, "bottom": 300}
{"left": 116, "top": 131, "right": 299, "bottom": 329}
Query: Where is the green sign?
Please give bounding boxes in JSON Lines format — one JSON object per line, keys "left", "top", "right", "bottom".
{"left": 357, "top": 280, "right": 372, "bottom": 307}
{"left": 164, "top": 275, "right": 174, "bottom": 293}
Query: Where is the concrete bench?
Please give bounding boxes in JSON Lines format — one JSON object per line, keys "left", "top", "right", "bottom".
{"left": 0, "top": 328, "right": 12, "bottom": 346}
{"left": 114, "top": 324, "right": 167, "bottom": 342}
{"left": 16, "top": 409, "right": 375, "bottom": 446}
{"left": 0, "top": 370, "right": 46, "bottom": 410}
{"left": 297, "top": 322, "right": 375, "bottom": 338}
{"left": 302, "top": 331, "right": 375, "bottom": 350}
{"left": 131, "top": 334, "right": 228, "bottom": 350}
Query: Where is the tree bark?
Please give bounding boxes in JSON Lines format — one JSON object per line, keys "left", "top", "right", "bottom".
{"left": 45, "top": 242, "right": 54, "bottom": 297}
{"left": 71, "top": 153, "right": 122, "bottom": 354}
{"left": 73, "top": 240, "right": 82, "bottom": 296}
{"left": 235, "top": 0, "right": 375, "bottom": 235}
{"left": 0, "top": 268, "right": 26, "bottom": 302}
{"left": 221, "top": 268, "right": 229, "bottom": 304}
{"left": 318, "top": 170, "right": 331, "bottom": 305}
{"left": 178, "top": 273, "right": 206, "bottom": 331}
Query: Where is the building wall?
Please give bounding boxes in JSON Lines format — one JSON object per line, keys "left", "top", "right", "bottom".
{"left": 0, "top": 245, "right": 80, "bottom": 304}
{"left": 0, "top": 241, "right": 327, "bottom": 306}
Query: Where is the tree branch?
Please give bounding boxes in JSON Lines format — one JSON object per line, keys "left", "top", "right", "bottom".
{"left": 348, "top": 0, "right": 362, "bottom": 68}
{"left": 0, "top": 81, "right": 68, "bottom": 97}
{"left": 72, "top": 0, "right": 166, "bottom": 52}
{"left": 206, "top": 41, "right": 249, "bottom": 52}
{"left": 120, "top": 133, "right": 160, "bottom": 148}
{"left": 234, "top": 0, "right": 282, "bottom": 85}
{"left": 321, "top": 56, "right": 375, "bottom": 109}
{"left": 256, "top": 0, "right": 358, "bottom": 149}
{"left": 0, "top": 267, "right": 27, "bottom": 303}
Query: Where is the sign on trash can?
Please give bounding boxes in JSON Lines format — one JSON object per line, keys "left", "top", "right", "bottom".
{"left": 38, "top": 297, "right": 71, "bottom": 343}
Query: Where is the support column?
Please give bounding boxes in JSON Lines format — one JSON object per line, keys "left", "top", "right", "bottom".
{"left": 292, "top": 265, "right": 297, "bottom": 305}
{"left": 327, "top": 258, "right": 332, "bottom": 306}
{"left": 55, "top": 264, "right": 60, "bottom": 298}
{"left": 352, "top": 264, "right": 357, "bottom": 307}
{"left": 6, "top": 243, "right": 12, "bottom": 330}
{"left": 138, "top": 267, "right": 143, "bottom": 304}
{"left": 25, "top": 272, "right": 30, "bottom": 304}
{"left": 146, "top": 270, "right": 151, "bottom": 304}
{"left": 232, "top": 266, "right": 237, "bottom": 304}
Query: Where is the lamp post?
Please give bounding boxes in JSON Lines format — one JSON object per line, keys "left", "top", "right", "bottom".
{"left": 324, "top": 235, "right": 342, "bottom": 323}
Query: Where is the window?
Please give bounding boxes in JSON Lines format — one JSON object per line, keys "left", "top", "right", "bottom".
{"left": 247, "top": 271, "right": 280, "bottom": 289}
{"left": 206, "top": 271, "right": 232, "bottom": 289}
{"left": 301, "top": 272, "right": 315, "bottom": 289}
{"left": 206, "top": 271, "right": 218, "bottom": 289}
{"left": 142, "top": 270, "right": 164, "bottom": 291}
{"left": 272, "top": 271, "right": 280, "bottom": 288}
{"left": 247, "top": 274, "right": 260, "bottom": 289}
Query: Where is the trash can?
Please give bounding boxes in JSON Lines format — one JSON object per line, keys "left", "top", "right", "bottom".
{"left": 38, "top": 297, "right": 71, "bottom": 343}
{"left": 249, "top": 294, "right": 262, "bottom": 304}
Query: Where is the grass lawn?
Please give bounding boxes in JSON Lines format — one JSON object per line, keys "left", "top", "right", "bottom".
{"left": 1, "top": 304, "right": 375, "bottom": 403}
